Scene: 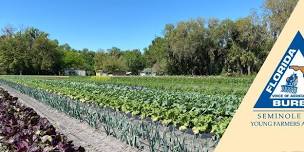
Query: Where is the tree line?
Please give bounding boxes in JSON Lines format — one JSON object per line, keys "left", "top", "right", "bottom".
{"left": 0, "top": 0, "right": 298, "bottom": 75}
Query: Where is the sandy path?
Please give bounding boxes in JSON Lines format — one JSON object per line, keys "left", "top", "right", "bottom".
{"left": 1, "top": 85, "right": 140, "bottom": 152}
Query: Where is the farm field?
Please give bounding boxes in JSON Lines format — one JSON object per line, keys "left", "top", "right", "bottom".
{"left": 0, "top": 87, "right": 85, "bottom": 151}
{"left": 0, "top": 75, "right": 254, "bottom": 151}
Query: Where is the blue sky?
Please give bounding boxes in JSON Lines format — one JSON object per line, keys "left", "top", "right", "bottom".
{"left": 0, "top": 0, "right": 264, "bottom": 51}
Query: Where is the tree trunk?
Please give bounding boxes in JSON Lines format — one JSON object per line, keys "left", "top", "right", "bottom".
{"left": 247, "top": 65, "right": 251, "bottom": 75}
{"left": 238, "top": 60, "right": 243, "bottom": 75}
{"left": 240, "top": 67, "right": 243, "bottom": 75}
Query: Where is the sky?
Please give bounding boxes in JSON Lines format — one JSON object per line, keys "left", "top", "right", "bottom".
{"left": 0, "top": 0, "right": 264, "bottom": 51}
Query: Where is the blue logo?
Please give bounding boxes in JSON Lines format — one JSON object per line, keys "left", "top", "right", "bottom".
{"left": 254, "top": 31, "right": 304, "bottom": 108}
{"left": 281, "top": 73, "right": 298, "bottom": 94}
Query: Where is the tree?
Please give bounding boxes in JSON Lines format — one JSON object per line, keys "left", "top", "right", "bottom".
{"left": 32, "top": 35, "right": 61, "bottom": 74}
{"left": 206, "top": 18, "right": 225, "bottom": 74}
{"left": 94, "top": 48, "right": 127, "bottom": 73}
{"left": 0, "top": 35, "right": 17, "bottom": 74}
{"left": 102, "top": 56, "right": 127, "bottom": 73}
{"left": 0, "top": 27, "right": 62, "bottom": 75}
{"left": 123, "top": 49, "right": 145, "bottom": 75}
{"left": 144, "top": 37, "right": 167, "bottom": 74}
{"left": 62, "top": 50, "right": 85, "bottom": 69}
{"left": 80, "top": 48, "right": 95, "bottom": 75}
{"left": 94, "top": 50, "right": 106, "bottom": 71}
{"left": 1, "top": 25, "right": 15, "bottom": 37}
{"left": 222, "top": 17, "right": 269, "bottom": 75}
{"left": 264, "top": 0, "right": 298, "bottom": 38}
{"left": 164, "top": 19, "right": 209, "bottom": 75}
{"left": 144, "top": 37, "right": 166, "bottom": 67}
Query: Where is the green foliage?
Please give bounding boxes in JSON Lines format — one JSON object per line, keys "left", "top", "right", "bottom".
{"left": 0, "top": 77, "right": 218, "bottom": 151}
{"left": 150, "top": 17, "right": 272, "bottom": 75}
{"left": 86, "top": 75, "right": 253, "bottom": 96}
{"left": 62, "top": 50, "right": 85, "bottom": 69}
{"left": 0, "top": 75, "right": 250, "bottom": 137}
{"left": 0, "top": 27, "right": 62, "bottom": 75}
{"left": 0, "top": 28, "right": 96, "bottom": 75}
{"left": 59, "top": 45, "right": 95, "bottom": 74}
{"left": 192, "top": 115, "right": 214, "bottom": 134}
{"left": 123, "top": 49, "right": 145, "bottom": 75}
{"left": 94, "top": 48, "right": 128, "bottom": 73}
{"left": 142, "top": 0, "right": 298, "bottom": 75}
{"left": 80, "top": 48, "right": 95, "bottom": 72}
{"left": 144, "top": 37, "right": 167, "bottom": 74}
{"left": 211, "top": 117, "right": 232, "bottom": 137}
{"left": 264, "top": 0, "right": 299, "bottom": 38}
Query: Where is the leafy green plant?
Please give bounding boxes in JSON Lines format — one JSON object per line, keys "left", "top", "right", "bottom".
{"left": 0, "top": 75, "right": 242, "bottom": 151}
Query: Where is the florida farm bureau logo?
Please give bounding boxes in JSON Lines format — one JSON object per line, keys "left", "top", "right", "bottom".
{"left": 254, "top": 31, "right": 304, "bottom": 108}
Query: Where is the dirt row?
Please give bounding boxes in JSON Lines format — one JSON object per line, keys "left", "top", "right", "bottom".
{"left": 0, "top": 85, "right": 139, "bottom": 152}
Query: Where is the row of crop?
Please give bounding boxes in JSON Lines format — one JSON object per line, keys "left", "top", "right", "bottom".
{"left": 74, "top": 76, "right": 252, "bottom": 96}
{"left": 1, "top": 76, "right": 238, "bottom": 136}
{"left": 0, "top": 79, "right": 217, "bottom": 152}
{"left": 36, "top": 75, "right": 251, "bottom": 96}
{"left": 0, "top": 87, "right": 84, "bottom": 152}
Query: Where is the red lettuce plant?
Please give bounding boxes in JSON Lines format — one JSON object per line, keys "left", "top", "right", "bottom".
{"left": 0, "top": 88, "right": 85, "bottom": 152}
